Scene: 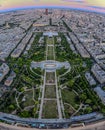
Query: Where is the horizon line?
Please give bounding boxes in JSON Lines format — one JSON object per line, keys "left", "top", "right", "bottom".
{"left": 0, "top": 6, "right": 105, "bottom": 15}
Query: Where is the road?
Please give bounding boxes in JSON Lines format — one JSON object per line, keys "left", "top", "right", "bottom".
{"left": 38, "top": 71, "right": 46, "bottom": 119}
{"left": 1, "top": 120, "right": 105, "bottom": 130}
{"left": 55, "top": 70, "right": 62, "bottom": 119}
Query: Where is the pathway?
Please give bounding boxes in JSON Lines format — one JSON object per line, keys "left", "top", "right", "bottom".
{"left": 39, "top": 36, "right": 62, "bottom": 119}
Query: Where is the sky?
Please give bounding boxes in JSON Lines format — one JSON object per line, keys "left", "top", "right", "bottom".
{"left": 0, "top": 0, "right": 105, "bottom": 14}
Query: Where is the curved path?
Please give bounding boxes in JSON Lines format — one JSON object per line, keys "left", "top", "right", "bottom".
{"left": 1, "top": 120, "right": 105, "bottom": 130}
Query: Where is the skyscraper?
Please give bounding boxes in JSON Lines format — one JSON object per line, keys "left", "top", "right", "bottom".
{"left": 45, "top": 9, "right": 48, "bottom": 15}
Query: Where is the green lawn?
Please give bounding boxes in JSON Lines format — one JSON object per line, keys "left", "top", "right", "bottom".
{"left": 61, "top": 89, "right": 80, "bottom": 118}
{"left": 46, "top": 72, "right": 55, "bottom": 83}
{"left": 47, "top": 37, "right": 54, "bottom": 45}
{"left": 61, "top": 89, "right": 78, "bottom": 108}
{"left": 44, "top": 85, "right": 56, "bottom": 98}
{"left": 20, "top": 90, "right": 35, "bottom": 108}
{"left": 47, "top": 46, "right": 54, "bottom": 60}
{"left": 64, "top": 103, "right": 75, "bottom": 118}
{"left": 42, "top": 100, "right": 58, "bottom": 119}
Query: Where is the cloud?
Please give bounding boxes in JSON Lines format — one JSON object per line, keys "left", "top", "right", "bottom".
{"left": 88, "top": 6, "right": 105, "bottom": 10}
{"left": 62, "top": 0, "right": 85, "bottom": 3}
{"left": 76, "top": 0, "right": 84, "bottom": 1}
{"left": 75, "top": 0, "right": 84, "bottom": 3}
{"left": 33, "top": 0, "right": 40, "bottom": 2}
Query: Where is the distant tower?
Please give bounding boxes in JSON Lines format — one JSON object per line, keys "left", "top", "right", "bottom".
{"left": 5, "top": 21, "right": 10, "bottom": 28}
{"left": 45, "top": 9, "right": 48, "bottom": 15}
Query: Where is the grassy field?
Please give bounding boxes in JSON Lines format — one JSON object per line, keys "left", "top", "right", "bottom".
{"left": 47, "top": 37, "right": 54, "bottom": 45}
{"left": 46, "top": 72, "right": 55, "bottom": 83}
{"left": 19, "top": 90, "right": 35, "bottom": 108}
{"left": 61, "top": 89, "right": 79, "bottom": 118}
{"left": 47, "top": 46, "right": 54, "bottom": 60}
{"left": 42, "top": 100, "right": 58, "bottom": 119}
{"left": 44, "top": 85, "right": 56, "bottom": 98}
{"left": 61, "top": 89, "right": 79, "bottom": 108}
{"left": 64, "top": 103, "right": 75, "bottom": 118}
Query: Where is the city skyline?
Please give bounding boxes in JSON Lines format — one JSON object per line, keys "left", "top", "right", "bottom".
{"left": 0, "top": 0, "right": 105, "bottom": 14}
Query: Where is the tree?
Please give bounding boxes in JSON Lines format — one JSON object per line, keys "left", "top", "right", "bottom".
{"left": 17, "top": 58, "right": 24, "bottom": 67}
{"left": 101, "top": 108, "right": 105, "bottom": 114}
{"left": 85, "top": 99, "right": 92, "bottom": 105}
{"left": 84, "top": 107, "right": 92, "bottom": 114}
{"left": 20, "top": 110, "right": 30, "bottom": 117}
{"left": 68, "top": 79, "right": 75, "bottom": 90}
{"left": 20, "top": 87, "right": 24, "bottom": 92}
{"left": 80, "top": 94, "right": 87, "bottom": 101}
{"left": 9, "top": 104, "right": 15, "bottom": 111}
{"left": 93, "top": 105, "right": 98, "bottom": 111}
{"left": 14, "top": 67, "right": 20, "bottom": 74}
